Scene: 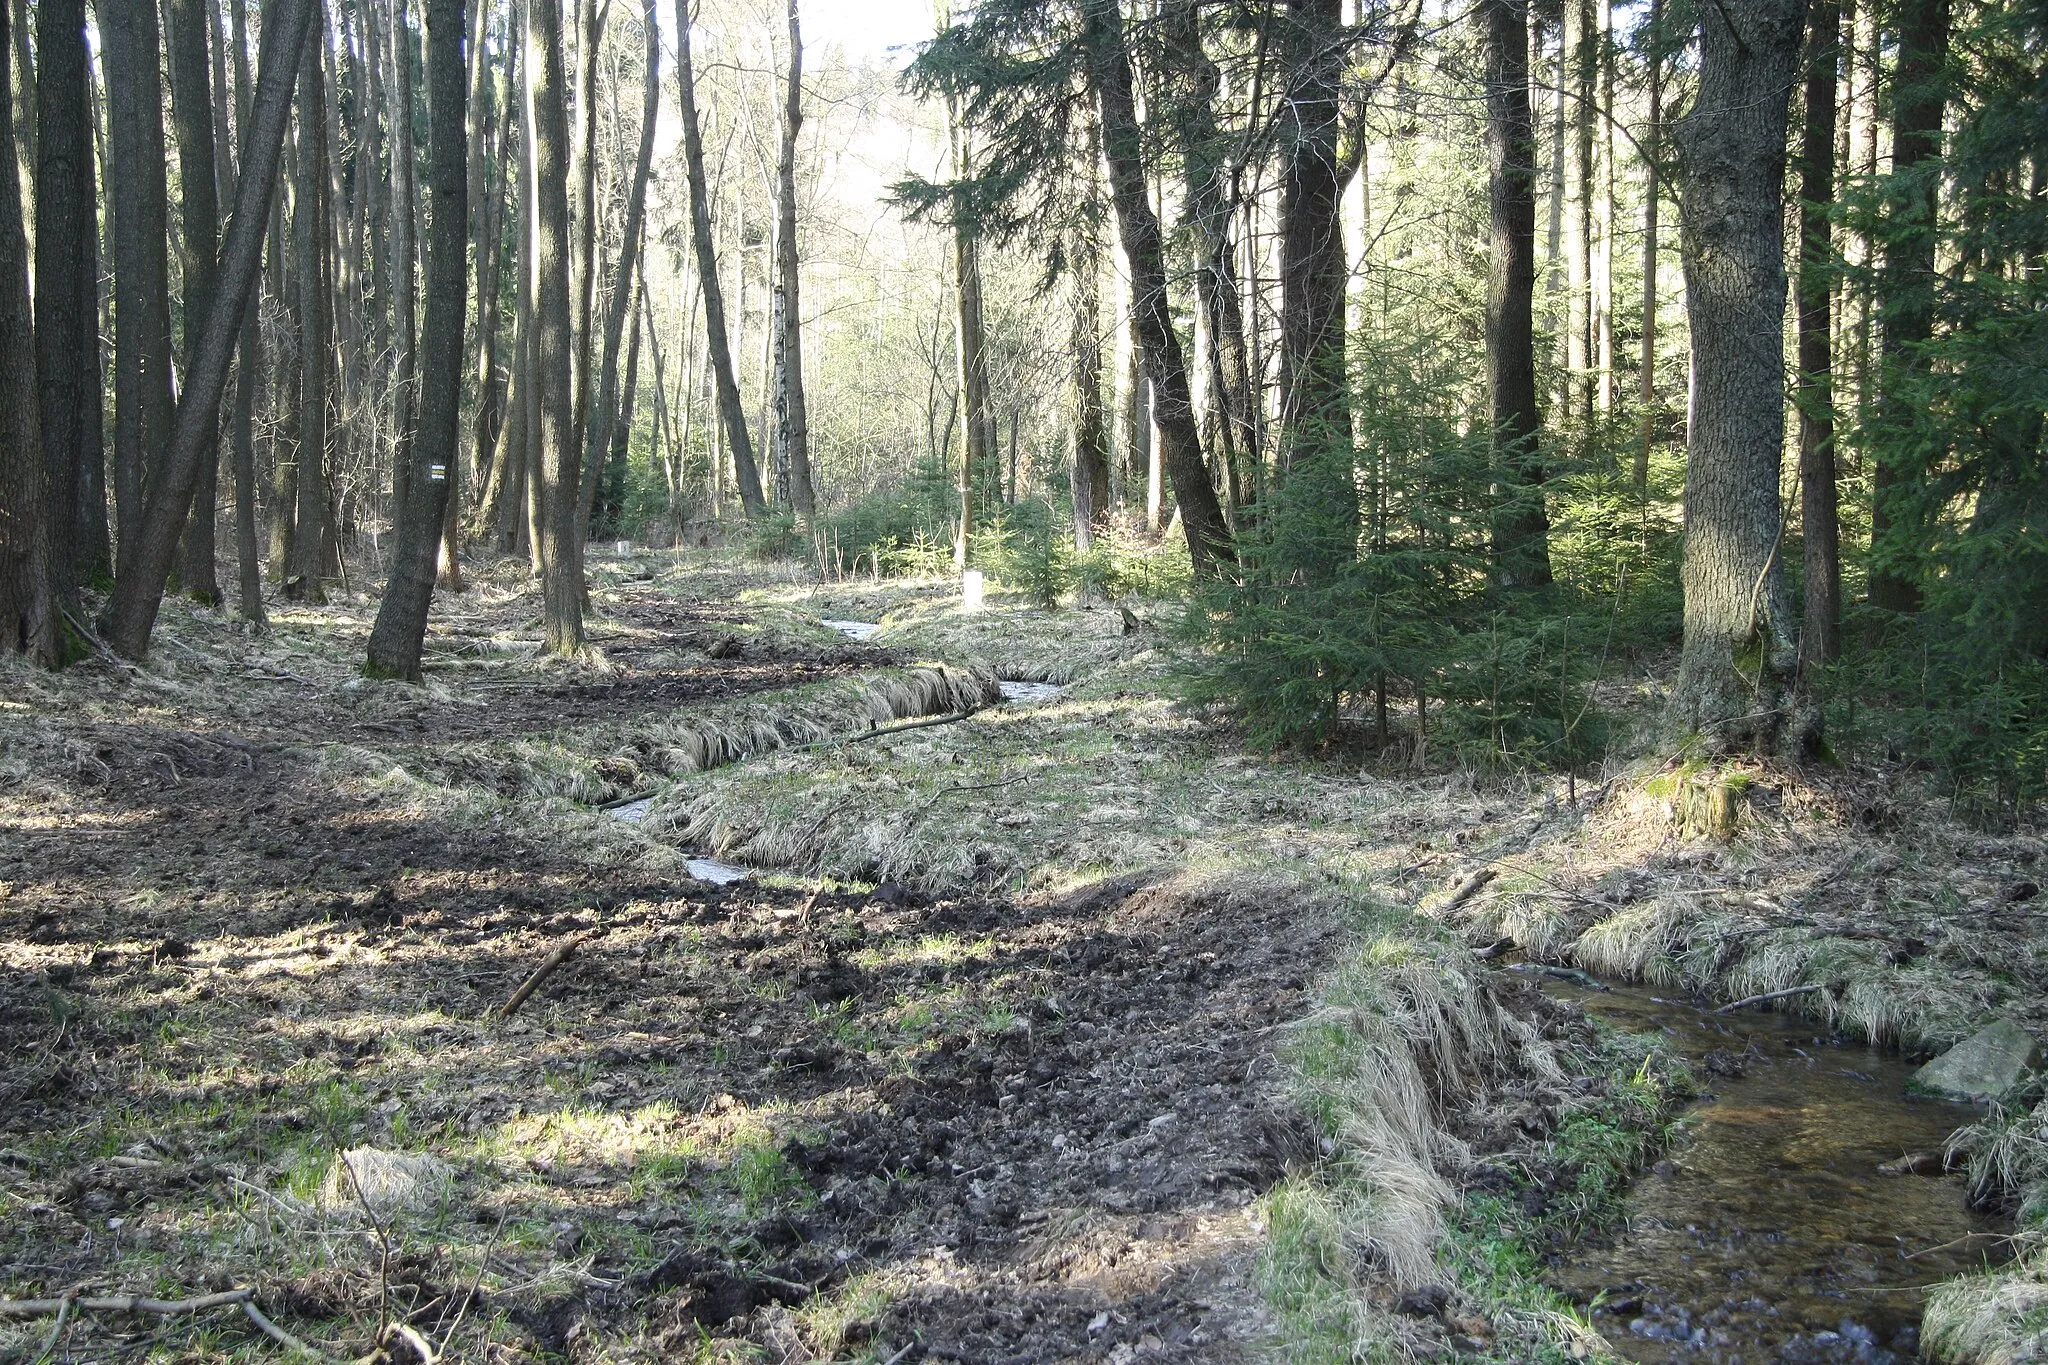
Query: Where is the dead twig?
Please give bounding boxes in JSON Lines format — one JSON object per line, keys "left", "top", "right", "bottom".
{"left": 793, "top": 709, "right": 981, "bottom": 751}
{"left": 497, "top": 938, "right": 583, "bottom": 1019}
{"left": 1434, "top": 868, "right": 1496, "bottom": 915}
{"left": 240, "top": 1299, "right": 339, "bottom": 1361}
{"left": 1713, "top": 983, "right": 1825, "bottom": 1015}
{"left": 0, "top": 1288, "right": 339, "bottom": 1361}
{"left": 30, "top": 1292, "right": 72, "bottom": 1365}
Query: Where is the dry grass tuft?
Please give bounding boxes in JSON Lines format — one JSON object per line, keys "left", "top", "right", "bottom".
{"left": 1922, "top": 1243, "right": 2048, "bottom": 1365}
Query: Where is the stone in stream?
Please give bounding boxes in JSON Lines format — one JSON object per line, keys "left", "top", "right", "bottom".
{"left": 1909, "top": 1018, "right": 2040, "bottom": 1102}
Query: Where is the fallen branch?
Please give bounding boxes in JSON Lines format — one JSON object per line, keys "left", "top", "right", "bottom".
{"left": 1433, "top": 868, "right": 1496, "bottom": 915}
{"left": 794, "top": 709, "right": 981, "bottom": 751}
{"left": 1713, "top": 983, "right": 1824, "bottom": 1015}
{"left": 1473, "top": 937, "right": 1517, "bottom": 961}
{"left": 0, "top": 1289, "right": 256, "bottom": 1317}
{"left": 497, "top": 939, "right": 582, "bottom": 1019}
{"left": 595, "top": 789, "right": 656, "bottom": 811}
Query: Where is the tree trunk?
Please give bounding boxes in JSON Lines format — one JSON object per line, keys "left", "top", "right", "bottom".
{"left": 529, "top": 0, "right": 581, "bottom": 653}
{"left": 1634, "top": 0, "right": 1660, "bottom": 494}
{"left": 268, "top": 144, "right": 299, "bottom": 582}
{"left": 947, "top": 102, "right": 990, "bottom": 569}
{"left": 1795, "top": 0, "right": 1840, "bottom": 672}
{"left": 34, "top": 0, "right": 96, "bottom": 607}
{"left": 366, "top": 0, "right": 468, "bottom": 678}
{"left": 0, "top": 0, "right": 53, "bottom": 663}
{"left": 98, "top": 0, "right": 319, "bottom": 657}
{"left": 468, "top": 46, "right": 508, "bottom": 503}
{"left": 596, "top": 277, "right": 641, "bottom": 536}
{"left": 222, "top": 0, "right": 264, "bottom": 622}
{"left": 170, "top": 0, "right": 224, "bottom": 603}
{"left": 1593, "top": 0, "right": 1615, "bottom": 418}
{"left": 1867, "top": 0, "right": 1946, "bottom": 613}
{"left": 1482, "top": 0, "right": 1551, "bottom": 587}
{"left": 772, "top": 0, "right": 813, "bottom": 522}
{"left": 387, "top": 0, "right": 420, "bottom": 510}
{"left": 567, "top": 0, "right": 599, "bottom": 478}
{"left": 1671, "top": 0, "right": 1805, "bottom": 752}
{"left": 289, "top": 14, "right": 332, "bottom": 602}
{"left": 1079, "top": 0, "right": 1233, "bottom": 573}
{"left": 674, "top": 0, "right": 763, "bottom": 515}
{"left": 578, "top": 0, "right": 655, "bottom": 541}
{"left": 98, "top": 0, "right": 177, "bottom": 573}
{"left": 1068, "top": 214, "right": 1108, "bottom": 555}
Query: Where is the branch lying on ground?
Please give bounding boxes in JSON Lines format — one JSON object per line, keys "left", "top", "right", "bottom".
{"left": 497, "top": 938, "right": 584, "bottom": 1019}
{"left": 0, "top": 1288, "right": 339, "bottom": 1363}
{"left": 1713, "top": 983, "right": 1825, "bottom": 1015}
{"left": 796, "top": 708, "right": 982, "bottom": 750}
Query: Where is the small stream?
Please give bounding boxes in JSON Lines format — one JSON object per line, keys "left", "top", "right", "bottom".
{"left": 1533, "top": 971, "right": 2009, "bottom": 1363}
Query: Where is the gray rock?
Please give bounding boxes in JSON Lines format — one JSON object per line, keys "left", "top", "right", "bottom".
{"left": 1910, "top": 1019, "right": 2040, "bottom": 1102}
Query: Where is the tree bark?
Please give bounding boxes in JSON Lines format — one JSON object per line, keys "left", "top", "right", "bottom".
{"left": 578, "top": 0, "right": 655, "bottom": 542}
{"left": 771, "top": 0, "right": 813, "bottom": 522}
{"left": 0, "top": 0, "right": 53, "bottom": 663}
{"left": 222, "top": 0, "right": 265, "bottom": 622}
{"left": 34, "top": 0, "right": 96, "bottom": 607}
{"left": 170, "top": 0, "right": 225, "bottom": 603}
{"left": 1867, "top": 0, "right": 1946, "bottom": 613}
{"left": 98, "top": 0, "right": 177, "bottom": 573}
{"left": 1068, "top": 187, "right": 1109, "bottom": 554}
{"left": 529, "top": 0, "right": 581, "bottom": 653}
{"left": 289, "top": 13, "right": 332, "bottom": 602}
{"left": 567, "top": 0, "right": 600, "bottom": 483}
{"left": 1795, "top": 0, "right": 1840, "bottom": 672}
{"left": 1482, "top": 0, "right": 1551, "bottom": 588}
{"left": 674, "top": 0, "right": 763, "bottom": 515}
{"left": 1079, "top": 0, "right": 1232, "bottom": 574}
{"left": 387, "top": 0, "right": 420, "bottom": 511}
{"left": 1634, "top": 0, "right": 1660, "bottom": 494}
{"left": 98, "top": 0, "right": 319, "bottom": 657}
{"left": 947, "top": 102, "right": 990, "bottom": 569}
{"left": 366, "top": 0, "right": 468, "bottom": 678}
{"left": 1671, "top": 0, "right": 1806, "bottom": 752}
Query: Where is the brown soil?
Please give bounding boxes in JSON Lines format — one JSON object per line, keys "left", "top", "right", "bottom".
{"left": 0, "top": 572, "right": 1331, "bottom": 1363}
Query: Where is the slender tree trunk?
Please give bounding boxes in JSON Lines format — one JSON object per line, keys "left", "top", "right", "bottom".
{"left": 1671, "top": 0, "right": 1806, "bottom": 752}
{"left": 1796, "top": 0, "right": 1840, "bottom": 671}
{"left": 568, "top": 0, "right": 599, "bottom": 477}
{"left": 387, "top": 0, "right": 420, "bottom": 509}
{"left": 367, "top": 0, "right": 468, "bottom": 678}
{"left": 530, "top": 0, "right": 581, "bottom": 653}
{"left": 289, "top": 13, "right": 332, "bottom": 601}
{"left": 1593, "top": 0, "right": 1614, "bottom": 418}
{"left": 1867, "top": 0, "right": 1946, "bottom": 612}
{"left": 946, "top": 101, "right": 991, "bottom": 569}
{"left": 1068, "top": 209, "right": 1109, "bottom": 555}
{"left": 0, "top": 0, "right": 53, "bottom": 662}
{"left": 170, "top": 0, "right": 224, "bottom": 603}
{"left": 469, "top": 36, "right": 510, "bottom": 518}
{"left": 578, "top": 0, "right": 655, "bottom": 541}
{"left": 98, "top": 0, "right": 177, "bottom": 573}
{"left": 674, "top": 0, "right": 763, "bottom": 515}
{"left": 1080, "top": 0, "right": 1233, "bottom": 573}
{"left": 1562, "top": 0, "right": 1590, "bottom": 429}
{"left": 219, "top": 0, "right": 264, "bottom": 621}
{"left": 1635, "top": 0, "right": 1660, "bottom": 494}
{"left": 269, "top": 148, "right": 299, "bottom": 581}
{"left": 597, "top": 278, "right": 641, "bottom": 536}
{"left": 772, "top": 0, "right": 813, "bottom": 522}
{"left": 98, "top": 0, "right": 319, "bottom": 657}
{"left": 34, "top": 0, "right": 95, "bottom": 608}
{"left": 1482, "top": 0, "right": 1551, "bottom": 588}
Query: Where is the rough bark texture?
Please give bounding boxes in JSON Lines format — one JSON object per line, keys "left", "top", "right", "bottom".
{"left": 1671, "top": 0, "right": 1805, "bottom": 752}
{"left": 1482, "top": 0, "right": 1552, "bottom": 588}
{"left": 226, "top": 0, "right": 266, "bottom": 623}
{"left": 289, "top": 16, "right": 333, "bottom": 602}
{"left": 1796, "top": 0, "right": 1841, "bottom": 671}
{"left": 531, "top": 0, "right": 581, "bottom": 653}
{"left": 1080, "top": 0, "right": 1233, "bottom": 574}
{"left": 567, "top": 0, "right": 598, "bottom": 487}
{"left": 772, "top": 0, "right": 813, "bottom": 521}
{"left": 0, "top": 0, "right": 53, "bottom": 662}
{"left": 98, "top": 0, "right": 177, "bottom": 572}
{"left": 170, "top": 0, "right": 224, "bottom": 603}
{"left": 1068, "top": 219, "right": 1109, "bottom": 554}
{"left": 366, "top": 0, "right": 468, "bottom": 678}
{"left": 1867, "top": 0, "right": 1946, "bottom": 613}
{"left": 674, "top": 0, "right": 764, "bottom": 515}
{"left": 387, "top": 0, "right": 420, "bottom": 509}
{"left": 34, "top": 0, "right": 95, "bottom": 606}
{"left": 99, "top": 0, "right": 318, "bottom": 657}
{"left": 578, "top": 0, "right": 656, "bottom": 541}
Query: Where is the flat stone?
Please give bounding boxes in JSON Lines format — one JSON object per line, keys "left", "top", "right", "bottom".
{"left": 1909, "top": 1019, "right": 2040, "bottom": 1102}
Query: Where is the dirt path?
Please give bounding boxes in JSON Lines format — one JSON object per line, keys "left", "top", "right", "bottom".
{"left": 0, "top": 568, "right": 1346, "bottom": 1363}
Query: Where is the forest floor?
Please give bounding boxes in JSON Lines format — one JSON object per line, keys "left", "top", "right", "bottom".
{"left": 1, "top": 549, "right": 2043, "bottom": 1364}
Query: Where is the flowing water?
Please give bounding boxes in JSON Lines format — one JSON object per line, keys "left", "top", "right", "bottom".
{"left": 1534, "top": 972, "right": 2009, "bottom": 1363}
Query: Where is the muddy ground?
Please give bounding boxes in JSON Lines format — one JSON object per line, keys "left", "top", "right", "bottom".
{"left": 0, "top": 564, "right": 1353, "bottom": 1363}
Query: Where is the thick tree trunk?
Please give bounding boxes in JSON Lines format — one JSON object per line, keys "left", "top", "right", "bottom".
{"left": 530, "top": 0, "right": 581, "bottom": 653}
{"left": 1867, "top": 0, "right": 1946, "bottom": 613}
{"left": 0, "top": 0, "right": 53, "bottom": 663}
{"left": 289, "top": 15, "right": 333, "bottom": 602}
{"left": 1482, "top": 0, "right": 1551, "bottom": 588}
{"left": 387, "top": 0, "right": 420, "bottom": 511}
{"left": 1796, "top": 0, "right": 1841, "bottom": 672}
{"left": 674, "top": 0, "right": 764, "bottom": 515}
{"left": 98, "top": 0, "right": 319, "bottom": 657}
{"left": 1671, "top": 0, "right": 1806, "bottom": 752}
{"left": 366, "top": 0, "right": 468, "bottom": 678}
{"left": 98, "top": 0, "right": 177, "bottom": 573}
{"left": 34, "top": 0, "right": 96, "bottom": 607}
{"left": 170, "top": 0, "right": 224, "bottom": 603}
{"left": 772, "top": 0, "right": 813, "bottom": 522}
{"left": 577, "top": 0, "right": 655, "bottom": 542}
{"left": 1079, "top": 0, "right": 1233, "bottom": 573}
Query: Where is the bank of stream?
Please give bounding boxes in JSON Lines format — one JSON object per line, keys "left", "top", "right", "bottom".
{"left": 1527, "top": 970, "right": 2010, "bottom": 1363}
